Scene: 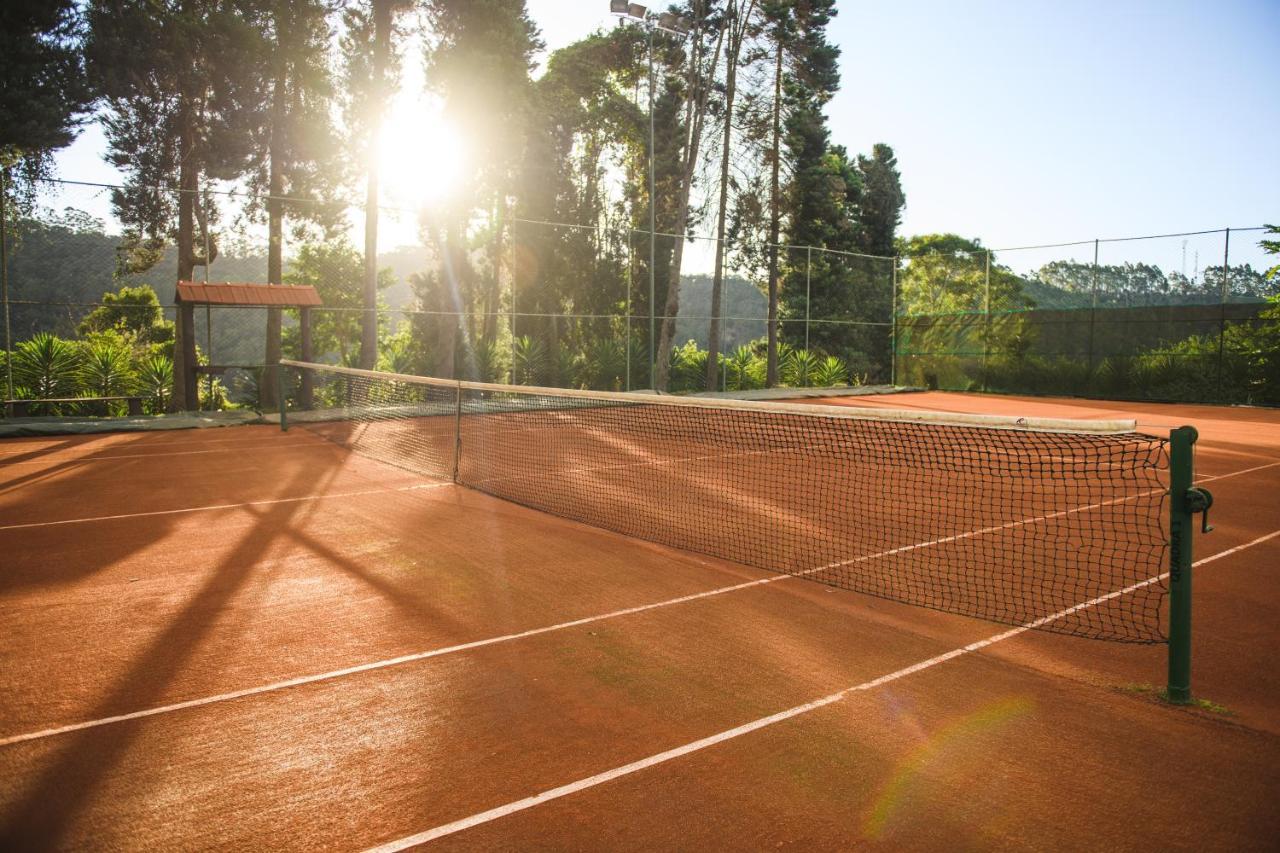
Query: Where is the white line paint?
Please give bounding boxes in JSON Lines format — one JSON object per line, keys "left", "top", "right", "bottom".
{"left": 2, "top": 459, "right": 1273, "bottom": 745}
{"left": 0, "top": 573, "right": 790, "bottom": 748}
{"left": 364, "top": 528, "right": 1280, "bottom": 852}
{"left": 0, "top": 440, "right": 334, "bottom": 466}
{"left": 0, "top": 482, "right": 450, "bottom": 532}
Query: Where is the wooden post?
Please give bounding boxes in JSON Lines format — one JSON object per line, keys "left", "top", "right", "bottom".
{"left": 180, "top": 300, "right": 198, "bottom": 411}
{"left": 299, "top": 307, "right": 313, "bottom": 410}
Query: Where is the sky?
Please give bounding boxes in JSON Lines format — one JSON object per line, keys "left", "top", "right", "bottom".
{"left": 51, "top": 0, "right": 1279, "bottom": 273}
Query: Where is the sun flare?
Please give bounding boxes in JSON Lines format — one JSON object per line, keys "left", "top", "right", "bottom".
{"left": 376, "top": 103, "right": 467, "bottom": 208}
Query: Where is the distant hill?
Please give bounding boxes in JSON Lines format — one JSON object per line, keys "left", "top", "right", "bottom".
{"left": 674, "top": 274, "right": 767, "bottom": 350}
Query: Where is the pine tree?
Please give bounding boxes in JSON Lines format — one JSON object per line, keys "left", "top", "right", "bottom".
{"left": 0, "top": 1, "right": 95, "bottom": 193}
{"left": 423, "top": 0, "right": 541, "bottom": 378}
{"left": 86, "top": 0, "right": 263, "bottom": 410}
{"left": 342, "top": 0, "right": 412, "bottom": 370}
{"left": 245, "top": 0, "right": 345, "bottom": 407}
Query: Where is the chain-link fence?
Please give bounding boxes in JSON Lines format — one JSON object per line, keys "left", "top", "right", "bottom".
{"left": 2, "top": 176, "right": 1275, "bottom": 414}
{"left": 895, "top": 228, "right": 1276, "bottom": 405}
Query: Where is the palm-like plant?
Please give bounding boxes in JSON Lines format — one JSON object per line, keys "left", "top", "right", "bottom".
{"left": 78, "top": 337, "right": 137, "bottom": 416}
{"left": 812, "top": 355, "right": 849, "bottom": 388}
{"left": 781, "top": 348, "right": 821, "bottom": 387}
{"left": 79, "top": 338, "right": 136, "bottom": 397}
{"left": 512, "top": 335, "right": 546, "bottom": 385}
{"left": 575, "top": 338, "right": 626, "bottom": 390}
{"left": 13, "top": 333, "right": 81, "bottom": 410}
{"left": 724, "top": 345, "right": 764, "bottom": 391}
{"left": 136, "top": 354, "right": 173, "bottom": 414}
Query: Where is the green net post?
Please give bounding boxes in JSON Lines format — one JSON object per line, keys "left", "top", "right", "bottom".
{"left": 277, "top": 363, "right": 288, "bottom": 432}
{"left": 1168, "top": 425, "right": 1212, "bottom": 704}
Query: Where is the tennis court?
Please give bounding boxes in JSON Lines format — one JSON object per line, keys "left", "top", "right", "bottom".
{"left": 1, "top": 376, "right": 1278, "bottom": 850}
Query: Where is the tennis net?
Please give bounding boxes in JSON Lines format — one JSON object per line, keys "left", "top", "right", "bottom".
{"left": 279, "top": 360, "right": 1171, "bottom": 643}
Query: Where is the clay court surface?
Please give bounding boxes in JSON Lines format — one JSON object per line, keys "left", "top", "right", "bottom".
{"left": 1, "top": 391, "right": 1278, "bottom": 850}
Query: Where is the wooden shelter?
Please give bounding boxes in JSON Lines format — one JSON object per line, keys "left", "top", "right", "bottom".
{"left": 175, "top": 282, "right": 323, "bottom": 411}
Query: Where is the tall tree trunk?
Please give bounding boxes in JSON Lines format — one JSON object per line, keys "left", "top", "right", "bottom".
{"left": 261, "top": 62, "right": 286, "bottom": 408}
{"left": 765, "top": 37, "right": 782, "bottom": 387}
{"left": 654, "top": 8, "right": 723, "bottom": 391}
{"left": 705, "top": 2, "right": 748, "bottom": 391}
{"left": 360, "top": 0, "right": 393, "bottom": 370}
{"left": 173, "top": 104, "right": 198, "bottom": 412}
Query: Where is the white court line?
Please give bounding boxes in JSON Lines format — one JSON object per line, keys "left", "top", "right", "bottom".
{"left": 1, "top": 457, "right": 1273, "bottom": 745}
{"left": 0, "top": 482, "right": 450, "bottom": 532}
{"left": 0, "top": 440, "right": 336, "bottom": 465}
{"left": 364, "top": 528, "right": 1280, "bottom": 852}
{"left": 0, "top": 573, "right": 789, "bottom": 748}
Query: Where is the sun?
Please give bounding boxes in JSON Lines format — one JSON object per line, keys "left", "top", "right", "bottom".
{"left": 376, "top": 100, "right": 467, "bottom": 208}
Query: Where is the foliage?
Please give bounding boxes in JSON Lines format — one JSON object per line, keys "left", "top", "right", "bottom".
{"left": 12, "top": 332, "right": 80, "bottom": 402}
{"left": 0, "top": 0, "right": 95, "bottom": 195}
{"left": 813, "top": 355, "right": 849, "bottom": 387}
{"left": 896, "top": 234, "right": 1031, "bottom": 316}
{"left": 135, "top": 354, "right": 173, "bottom": 413}
{"left": 1030, "top": 259, "right": 1276, "bottom": 308}
{"left": 77, "top": 331, "right": 137, "bottom": 399}
{"left": 780, "top": 346, "right": 821, "bottom": 387}
{"left": 76, "top": 284, "right": 174, "bottom": 347}
{"left": 573, "top": 337, "right": 626, "bottom": 391}
{"left": 723, "top": 345, "right": 765, "bottom": 392}
{"left": 282, "top": 240, "right": 396, "bottom": 365}
{"left": 511, "top": 335, "right": 546, "bottom": 385}
{"left": 1262, "top": 225, "right": 1280, "bottom": 281}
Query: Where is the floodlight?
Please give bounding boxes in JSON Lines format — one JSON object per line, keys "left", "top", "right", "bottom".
{"left": 609, "top": 0, "right": 629, "bottom": 14}
{"left": 628, "top": 3, "right": 648, "bottom": 18}
{"left": 657, "top": 12, "right": 689, "bottom": 34}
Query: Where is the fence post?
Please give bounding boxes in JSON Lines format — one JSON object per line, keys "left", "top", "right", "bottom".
{"left": 625, "top": 228, "right": 632, "bottom": 392}
{"left": 0, "top": 167, "right": 12, "bottom": 403}
{"left": 1088, "top": 238, "right": 1099, "bottom": 375}
{"left": 1216, "top": 228, "right": 1230, "bottom": 397}
{"left": 510, "top": 219, "right": 517, "bottom": 383}
{"left": 804, "top": 246, "right": 812, "bottom": 351}
{"left": 889, "top": 257, "right": 898, "bottom": 387}
{"left": 981, "top": 251, "right": 991, "bottom": 392}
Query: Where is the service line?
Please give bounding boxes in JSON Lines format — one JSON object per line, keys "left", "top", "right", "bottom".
{"left": 364, "top": 528, "right": 1280, "bottom": 852}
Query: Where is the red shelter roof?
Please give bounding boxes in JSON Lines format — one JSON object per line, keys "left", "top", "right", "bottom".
{"left": 176, "top": 281, "right": 323, "bottom": 307}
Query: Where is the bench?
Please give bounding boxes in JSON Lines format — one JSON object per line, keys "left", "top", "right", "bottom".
{"left": 4, "top": 396, "right": 145, "bottom": 418}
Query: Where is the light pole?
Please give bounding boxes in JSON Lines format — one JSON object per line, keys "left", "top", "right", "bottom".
{"left": 611, "top": 2, "right": 688, "bottom": 389}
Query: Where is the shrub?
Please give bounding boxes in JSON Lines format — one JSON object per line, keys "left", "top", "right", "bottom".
{"left": 781, "top": 348, "right": 821, "bottom": 387}
{"left": 512, "top": 335, "right": 546, "bottom": 385}
{"left": 78, "top": 334, "right": 137, "bottom": 413}
{"left": 813, "top": 355, "right": 849, "bottom": 387}
{"left": 136, "top": 354, "right": 173, "bottom": 414}
{"left": 575, "top": 338, "right": 627, "bottom": 391}
{"left": 13, "top": 333, "right": 81, "bottom": 411}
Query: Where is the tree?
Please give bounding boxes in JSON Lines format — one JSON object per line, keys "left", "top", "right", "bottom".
{"left": 775, "top": 0, "right": 848, "bottom": 357}
{"left": 654, "top": 1, "right": 726, "bottom": 391}
{"left": 86, "top": 0, "right": 262, "bottom": 409}
{"left": 342, "top": 0, "right": 412, "bottom": 370}
{"left": 423, "top": 0, "right": 541, "bottom": 378}
{"left": 283, "top": 241, "right": 395, "bottom": 366}
{"left": 246, "top": 0, "right": 345, "bottom": 407}
{"left": 854, "top": 143, "right": 904, "bottom": 258}
{"left": 77, "top": 284, "right": 174, "bottom": 347}
{"left": 514, "top": 27, "right": 644, "bottom": 383}
{"left": 896, "top": 234, "right": 1028, "bottom": 316}
{"left": 704, "top": 0, "right": 759, "bottom": 391}
{"left": 0, "top": 1, "right": 95, "bottom": 207}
